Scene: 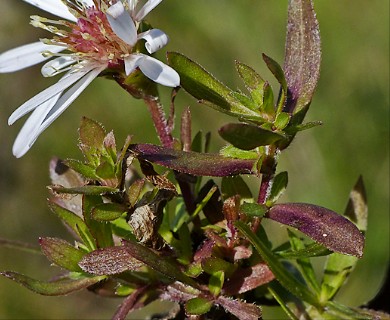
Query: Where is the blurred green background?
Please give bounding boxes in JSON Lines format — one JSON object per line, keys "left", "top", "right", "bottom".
{"left": 0, "top": 0, "right": 388, "bottom": 319}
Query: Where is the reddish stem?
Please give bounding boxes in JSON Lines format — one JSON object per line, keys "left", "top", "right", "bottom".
{"left": 143, "top": 95, "right": 174, "bottom": 148}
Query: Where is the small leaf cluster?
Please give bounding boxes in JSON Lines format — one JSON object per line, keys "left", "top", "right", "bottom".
{"left": 2, "top": 117, "right": 374, "bottom": 320}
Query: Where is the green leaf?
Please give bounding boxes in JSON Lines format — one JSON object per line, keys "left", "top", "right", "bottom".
{"left": 266, "top": 171, "right": 288, "bottom": 205}
{"left": 235, "top": 221, "right": 320, "bottom": 307}
{"left": 50, "top": 185, "right": 119, "bottom": 195}
{"left": 185, "top": 297, "right": 213, "bottom": 315}
{"left": 283, "top": 0, "right": 321, "bottom": 114}
{"left": 274, "top": 112, "right": 290, "bottom": 131}
{"left": 221, "top": 176, "right": 253, "bottom": 199}
{"left": 167, "top": 52, "right": 259, "bottom": 119}
{"left": 284, "top": 120, "right": 322, "bottom": 134}
{"left": 287, "top": 230, "right": 321, "bottom": 293}
{"left": 267, "top": 281, "right": 300, "bottom": 320}
{"left": 83, "top": 195, "right": 114, "bottom": 248}
{"left": 235, "top": 60, "right": 265, "bottom": 107}
{"left": 263, "top": 54, "right": 287, "bottom": 94}
{"left": 78, "top": 117, "right": 106, "bottom": 164}
{"left": 202, "top": 257, "right": 235, "bottom": 277}
{"left": 64, "top": 159, "right": 99, "bottom": 180}
{"left": 320, "top": 253, "right": 358, "bottom": 303}
{"left": 209, "top": 270, "right": 224, "bottom": 296}
{"left": 95, "top": 160, "right": 116, "bottom": 180}
{"left": 47, "top": 200, "right": 96, "bottom": 251}
{"left": 219, "top": 145, "right": 259, "bottom": 160}
{"left": 219, "top": 123, "right": 285, "bottom": 150}
{"left": 110, "top": 217, "right": 136, "bottom": 241}
{"left": 262, "top": 54, "right": 287, "bottom": 114}
{"left": 91, "top": 203, "right": 127, "bottom": 221}
{"left": 240, "top": 202, "right": 268, "bottom": 217}
{"left": 276, "top": 242, "right": 331, "bottom": 259}
{"left": 1, "top": 271, "right": 105, "bottom": 296}
{"left": 127, "top": 179, "right": 145, "bottom": 207}
{"left": 39, "top": 237, "right": 85, "bottom": 272}
{"left": 261, "top": 82, "right": 275, "bottom": 116}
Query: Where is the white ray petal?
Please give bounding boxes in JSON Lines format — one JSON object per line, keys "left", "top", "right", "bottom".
{"left": 106, "top": 2, "right": 137, "bottom": 46}
{"left": 135, "top": 0, "right": 163, "bottom": 21}
{"left": 41, "top": 56, "right": 76, "bottom": 77}
{"left": 29, "top": 66, "right": 105, "bottom": 148}
{"left": 0, "top": 42, "right": 65, "bottom": 73}
{"left": 8, "top": 65, "right": 95, "bottom": 125}
{"left": 12, "top": 94, "right": 60, "bottom": 158}
{"left": 138, "top": 29, "right": 168, "bottom": 54}
{"left": 124, "top": 54, "right": 144, "bottom": 75}
{"left": 138, "top": 54, "right": 180, "bottom": 87}
{"left": 128, "top": 0, "right": 139, "bottom": 13}
{"left": 22, "top": 0, "right": 77, "bottom": 22}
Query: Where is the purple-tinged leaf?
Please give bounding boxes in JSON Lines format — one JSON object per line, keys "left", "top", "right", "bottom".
{"left": 267, "top": 203, "right": 364, "bottom": 257}
{"left": 283, "top": 0, "right": 321, "bottom": 114}
{"left": 185, "top": 297, "right": 213, "bottom": 316}
{"left": 39, "top": 237, "right": 85, "bottom": 272}
{"left": 129, "top": 144, "right": 256, "bottom": 177}
{"left": 219, "top": 123, "right": 285, "bottom": 150}
{"left": 160, "top": 281, "right": 200, "bottom": 303}
{"left": 224, "top": 262, "right": 274, "bottom": 295}
{"left": 79, "top": 246, "right": 143, "bottom": 275}
{"left": 216, "top": 296, "right": 262, "bottom": 320}
{"left": 123, "top": 240, "right": 199, "bottom": 288}
{"left": 0, "top": 271, "right": 105, "bottom": 296}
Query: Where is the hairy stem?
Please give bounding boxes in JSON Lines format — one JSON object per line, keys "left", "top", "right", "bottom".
{"left": 143, "top": 95, "right": 174, "bottom": 148}
{"left": 253, "top": 146, "right": 278, "bottom": 232}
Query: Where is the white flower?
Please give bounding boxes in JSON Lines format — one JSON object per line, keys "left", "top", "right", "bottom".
{"left": 0, "top": 0, "right": 180, "bottom": 158}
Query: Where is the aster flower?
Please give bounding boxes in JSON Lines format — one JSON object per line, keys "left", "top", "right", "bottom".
{"left": 0, "top": 0, "right": 180, "bottom": 158}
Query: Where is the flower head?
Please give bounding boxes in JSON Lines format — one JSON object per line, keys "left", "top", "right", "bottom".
{"left": 0, "top": 0, "right": 180, "bottom": 158}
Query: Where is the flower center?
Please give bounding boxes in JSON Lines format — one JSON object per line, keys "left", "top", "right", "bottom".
{"left": 62, "top": 6, "right": 131, "bottom": 64}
